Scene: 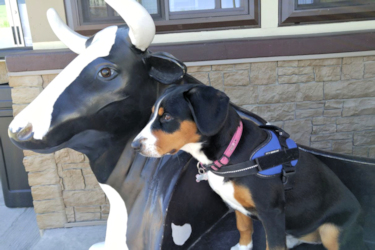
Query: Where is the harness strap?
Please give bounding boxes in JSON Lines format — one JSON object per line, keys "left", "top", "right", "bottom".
{"left": 211, "top": 148, "right": 299, "bottom": 178}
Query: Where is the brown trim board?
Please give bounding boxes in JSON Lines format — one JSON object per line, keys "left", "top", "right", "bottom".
{"left": 6, "top": 32, "right": 375, "bottom": 72}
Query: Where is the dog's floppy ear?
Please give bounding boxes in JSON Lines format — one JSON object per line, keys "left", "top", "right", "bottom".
{"left": 184, "top": 85, "right": 230, "bottom": 136}
{"left": 143, "top": 52, "right": 187, "bottom": 84}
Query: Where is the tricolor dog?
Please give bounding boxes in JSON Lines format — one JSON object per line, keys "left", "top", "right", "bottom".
{"left": 132, "top": 84, "right": 366, "bottom": 250}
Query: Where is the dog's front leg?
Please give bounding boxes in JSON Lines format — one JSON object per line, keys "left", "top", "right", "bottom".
{"left": 231, "top": 210, "right": 253, "bottom": 250}
{"left": 259, "top": 207, "right": 287, "bottom": 250}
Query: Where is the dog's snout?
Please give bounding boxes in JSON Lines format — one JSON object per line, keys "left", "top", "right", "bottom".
{"left": 132, "top": 138, "right": 144, "bottom": 151}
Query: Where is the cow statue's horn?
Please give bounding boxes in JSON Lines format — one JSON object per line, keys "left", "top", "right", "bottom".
{"left": 105, "top": 0, "right": 156, "bottom": 51}
{"left": 47, "top": 8, "right": 89, "bottom": 54}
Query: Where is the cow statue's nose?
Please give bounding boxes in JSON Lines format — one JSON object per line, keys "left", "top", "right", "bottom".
{"left": 8, "top": 123, "right": 34, "bottom": 142}
{"left": 131, "top": 138, "right": 144, "bottom": 151}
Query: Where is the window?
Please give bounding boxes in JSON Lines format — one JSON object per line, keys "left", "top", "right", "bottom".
{"left": 279, "top": 0, "right": 375, "bottom": 26}
{"left": 64, "top": 0, "right": 259, "bottom": 35}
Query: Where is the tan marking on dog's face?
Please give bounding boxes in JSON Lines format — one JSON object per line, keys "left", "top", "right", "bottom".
{"left": 319, "top": 223, "right": 340, "bottom": 250}
{"left": 233, "top": 184, "right": 255, "bottom": 209}
{"left": 158, "top": 107, "right": 164, "bottom": 116}
{"left": 151, "top": 105, "right": 155, "bottom": 113}
{"left": 152, "top": 120, "right": 200, "bottom": 155}
{"left": 235, "top": 210, "right": 253, "bottom": 246}
{"left": 299, "top": 229, "right": 321, "bottom": 243}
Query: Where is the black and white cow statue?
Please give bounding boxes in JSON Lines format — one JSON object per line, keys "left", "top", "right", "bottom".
{"left": 8, "top": 0, "right": 375, "bottom": 249}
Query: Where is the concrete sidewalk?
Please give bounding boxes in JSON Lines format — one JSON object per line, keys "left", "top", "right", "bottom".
{"left": 0, "top": 181, "right": 106, "bottom": 250}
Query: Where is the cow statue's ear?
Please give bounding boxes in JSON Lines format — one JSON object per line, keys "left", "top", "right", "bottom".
{"left": 143, "top": 52, "right": 187, "bottom": 84}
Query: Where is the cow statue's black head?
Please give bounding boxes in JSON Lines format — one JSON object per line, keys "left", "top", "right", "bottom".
{"left": 8, "top": 0, "right": 186, "bottom": 181}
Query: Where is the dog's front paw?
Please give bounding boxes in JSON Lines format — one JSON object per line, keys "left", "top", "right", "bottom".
{"left": 89, "top": 242, "right": 105, "bottom": 250}
{"left": 230, "top": 242, "right": 253, "bottom": 250}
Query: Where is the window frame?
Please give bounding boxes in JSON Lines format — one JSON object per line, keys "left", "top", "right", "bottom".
{"left": 64, "top": 0, "right": 260, "bottom": 36}
{"left": 279, "top": 0, "right": 375, "bottom": 26}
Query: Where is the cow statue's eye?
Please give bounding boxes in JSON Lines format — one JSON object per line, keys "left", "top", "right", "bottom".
{"left": 161, "top": 113, "right": 173, "bottom": 123}
{"left": 98, "top": 67, "right": 117, "bottom": 79}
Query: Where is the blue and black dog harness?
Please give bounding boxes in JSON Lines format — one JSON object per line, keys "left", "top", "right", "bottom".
{"left": 199, "top": 124, "right": 299, "bottom": 190}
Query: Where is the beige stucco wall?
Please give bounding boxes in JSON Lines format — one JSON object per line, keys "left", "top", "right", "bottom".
{"left": 7, "top": 55, "right": 375, "bottom": 230}
{"left": 25, "top": 0, "right": 67, "bottom": 43}
{"left": 0, "top": 61, "right": 9, "bottom": 84}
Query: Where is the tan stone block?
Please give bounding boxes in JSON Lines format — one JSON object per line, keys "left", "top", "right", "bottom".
{"left": 332, "top": 140, "right": 353, "bottom": 154}
{"left": 296, "top": 82, "right": 324, "bottom": 102}
{"left": 364, "top": 61, "right": 375, "bottom": 78}
{"left": 323, "top": 109, "right": 342, "bottom": 117}
{"left": 75, "top": 206, "right": 101, "bottom": 213}
{"left": 311, "top": 133, "right": 352, "bottom": 142}
{"left": 187, "top": 65, "right": 211, "bottom": 73}
{"left": 63, "top": 190, "right": 105, "bottom": 206}
{"left": 258, "top": 84, "right": 298, "bottom": 104}
{"left": 84, "top": 174, "right": 99, "bottom": 189}
{"left": 62, "top": 169, "right": 85, "bottom": 190}
{"left": 75, "top": 212, "right": 101, "bottom": 222}
{"left": 0, "top": 61, "right": 8, "bottom": 84}
{"left": 23, "top": 154, "right": 56, "bottom": 172}
{"left": 36, "top": 212, "right": 67, "bottom": 229}
{"left": 31, "top": 185, "right": 62, "bottom": 201}
{"left": 102, "top": 205, "right": 110, "bottom": 214}
{"left": 312, "top": 117, "right": 336, "bottom": 125}
{"left": 23, "top": 150, "right": 39, "bottom": 156}
{"left": 278, "top": 74, "right": 314, "bottom": 84}
{"left": 311, "top": 141, "right": 331, "bottom": 150}
{"left": 277, "top": 67, "right": 313, "bottom": 76}
{"left": 188, "top": 65, "right": 211, "bottom": 74}
{"left": 324, "top": 79, "right": 375, "bottom": 99}
{"left": 62, "top": 162, "right": 90, "bottom": 170}
{"left": 364, "top": 56, "right": 375, "bottom": 62}
{"left": 325, "top": 100, "right": 343, "bottom": 110}
{"left": 296, "top": 109, "right": 323, "bottom": 119}
{"left": 12, "top": 104, "right": 27, "bottom": 116}
{"left": 337, "top": 116, "right": 375, "bottom": 132}
{"left": 9, "top": 75, "right": 43, "bottom": 87}
{"left": 284, "top": 119, "right": 312, "bottom": 146}
{"left": 66, "top": 207, "right": 75, "bottom": 223}
{"left": 315, "top": 66, "right": 341, "bottom": 82}
{"left": 224, "top": 86, "right": 258, "bottom": 106}
{"left": 209, "top": 72, "right": 223, "bottom": 91}
{"left": 354, "top": 131, "right": 375, "bottom": 146}
{"left": 343, "top": 57, "right": 363, "bottom": 65}
{"left": 55, "top": 148, "right": 85, "bottom": 164}
{"left": 369, "top": 148, "right": 375, "bottom": 158}
{"left": 353, "top": 147, "right": 368, "bottom": 157}
{"left": 234, "top": 63, "right": 250, "bottom": 70}
{"left": 101, "top": 213, "right": 109, "bottom": 220}
{"left": 296, "top": 102, "right": 324, "bottom": 110}
{"left": 298, "top": 58, "right": 341, "bottom": 67}
{"left": 250, "top": 62, "right": 277, "bottom": 85}
{"left": 82, "top": 167, "right": 94, "bottom": 176}
{"left": 33, "top": 198, "right": 65, "bottom": 213}
{"left": 212, "top": 64, "right": 233, "bottom": 71}
{"left": 343, "top": 99, "right": 375, "bottom": 117}
{"left": 312, "top": 124, "right": 336, "bottom": 135}
{"left": 42, "top": 74, "right": 58, "bottom": 88}
{"left": 11, "top": 87, "right": 42, "bottom": 104}
{"left": 189, "top": 72, "right": 209, "bottom": 85}
{"left": 28, "top": 169, "right": 60, "bottom": 186}
{"left": 243, "top": 103, "right": 295, "bottom": 122}
{"left": 224, "top": 71, "right": 249, "bottom": 86}
{"left": 278, "top": 60, "right": 298, "bottom": 67}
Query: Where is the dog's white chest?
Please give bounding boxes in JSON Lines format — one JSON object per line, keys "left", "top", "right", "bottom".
{"left": 207, "top": 172, "right": 249, "bottom": 216}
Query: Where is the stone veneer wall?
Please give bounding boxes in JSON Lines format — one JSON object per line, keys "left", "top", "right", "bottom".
{"left": 8, "top": 55, "right": 375, "bottom": 230}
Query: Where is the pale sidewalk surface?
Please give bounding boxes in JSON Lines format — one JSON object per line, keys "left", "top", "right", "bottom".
{"left": 0, "top": 180, "right": 106, "bottom": 250}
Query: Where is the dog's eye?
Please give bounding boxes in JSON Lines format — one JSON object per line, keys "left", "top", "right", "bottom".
{"left": 161, "top": 113, "right": 173, "bottom": 123}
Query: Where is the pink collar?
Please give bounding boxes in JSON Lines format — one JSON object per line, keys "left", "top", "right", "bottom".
{"left": 201, "top": 121, "right": 243, "bottom": 171}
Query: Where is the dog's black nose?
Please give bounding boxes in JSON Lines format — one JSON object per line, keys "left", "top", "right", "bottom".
{"left": 131, "top": 138, "right": 142, "bottom": 151}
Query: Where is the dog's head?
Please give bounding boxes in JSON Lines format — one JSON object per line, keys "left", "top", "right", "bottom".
{"left": 132, "top": 85, "right": 230, "bottom": 158}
